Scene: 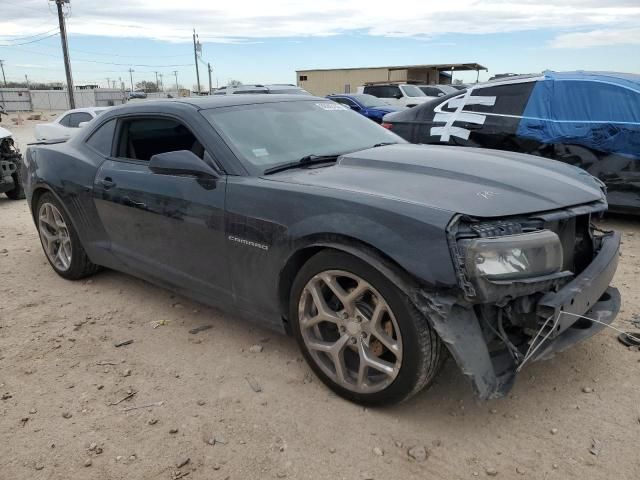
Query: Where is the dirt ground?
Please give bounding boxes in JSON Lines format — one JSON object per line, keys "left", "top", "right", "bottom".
{"left": 1, "top": 118, "right": 639, "bottom": 480}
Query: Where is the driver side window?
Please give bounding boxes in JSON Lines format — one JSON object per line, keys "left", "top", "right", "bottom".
{"left": 116, "top": 117, "right": 205, "bottom": 161}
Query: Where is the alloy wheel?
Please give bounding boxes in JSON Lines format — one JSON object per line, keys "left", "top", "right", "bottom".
{"left": 38, "top": 202, "right": 72, "bottom": 271}
{"left": 298, "top": 270, "right": 403, "bottom": 393}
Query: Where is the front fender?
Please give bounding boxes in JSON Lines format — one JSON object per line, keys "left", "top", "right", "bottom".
{"left": 284, "top": 209, "right": 458, "bottom": 289}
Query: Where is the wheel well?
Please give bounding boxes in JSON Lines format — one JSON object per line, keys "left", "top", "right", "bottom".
{"left": 30, "top": 187, "right": 49, "bottom": 222}
{"left": 278, "top": 237, "right": 420, "bottom": 330}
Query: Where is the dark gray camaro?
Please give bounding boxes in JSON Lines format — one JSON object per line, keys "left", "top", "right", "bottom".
{"left": 23, "top": 95, "right": 621, "bottom": 405}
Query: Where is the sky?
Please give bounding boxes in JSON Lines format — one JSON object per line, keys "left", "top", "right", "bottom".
{"left": 1, "top": 0, "right": 639, "bottom": 90}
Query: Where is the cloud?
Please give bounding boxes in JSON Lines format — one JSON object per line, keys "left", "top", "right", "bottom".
{"left": 1, "top": 0, "right": 639, "bottom": 44}
{"left": 551, "top": 27, "right": 640, "bottom": 48}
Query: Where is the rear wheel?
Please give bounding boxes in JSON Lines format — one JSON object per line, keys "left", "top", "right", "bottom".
{"left": 290, "top": 250, "right": 444, "bottom": 405}
{"left": 36, "top": 192, "right": 100, "bottom": 279}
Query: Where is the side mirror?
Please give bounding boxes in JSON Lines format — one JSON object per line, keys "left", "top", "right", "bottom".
{"left": 78, "top": 122, "right": 89, "bottom": 128}
{"left": 437, "top": 93, "right": 445, "bottom": 97}
{"left": 349, "top": 105, "right": 361, "bottom": 111}
{"left": 149, "top": 150, "right": 219, "bottom": 178}
{"left": 394, "top": 93, "right": 403, "bottom": 99}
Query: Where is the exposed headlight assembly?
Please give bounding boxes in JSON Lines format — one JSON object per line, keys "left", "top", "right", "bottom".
{"left": 459, "top": 230, "right": 566, "bottom": 300}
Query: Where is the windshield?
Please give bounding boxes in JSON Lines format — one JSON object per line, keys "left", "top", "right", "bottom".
{"left": 202, "top": 100, "right": 403, "bottom": 173}
{"left": 400, "top": 85, "right": 426, "bottom": 97}
{"left": 352, "top": 94, "right": 390, "bottom": 108}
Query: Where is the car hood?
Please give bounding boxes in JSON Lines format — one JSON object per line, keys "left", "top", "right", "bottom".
{"left": 264, "top": 144, "right": 605, "bottom": 218}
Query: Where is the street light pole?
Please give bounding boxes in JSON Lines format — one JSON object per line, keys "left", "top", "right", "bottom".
{"left": 128, "top": 68, "right": 134, "bottom": 92}
{"left": 173, "top": 70, "right": 179, "bottom": 93}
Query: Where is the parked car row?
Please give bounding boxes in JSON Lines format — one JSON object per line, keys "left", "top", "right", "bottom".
{"left": 353, "top": 83, "right": 460, "bottom": 108}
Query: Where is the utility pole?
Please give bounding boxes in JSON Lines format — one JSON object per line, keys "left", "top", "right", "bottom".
{"left": 128, "top": 68, "right": 134, "bottom": 92}
{"left": 207, "top": 63, "right": 213, "bottom": 95}
{"left": 173, "top": 70, "right": 179, "bottom": 93}
{"left": 52, "top": 0, "right": 75, "bottom": 108}
{"left": 158, "top": 73, "right": 164, "bottom": 92}
{"left": 193, "top": 29, "right": 201, "bottom": 94}
{"left": 106, "top": 77, "right": 110, "bottom": 89}
{"left": 0, "top": 60, "right": 7, "bottom": 87}
{"left": 154, "top": 71, "right": 159, "bottom": 91}
{"left": 25, "top": 74, "right": 30, "bottom": 90}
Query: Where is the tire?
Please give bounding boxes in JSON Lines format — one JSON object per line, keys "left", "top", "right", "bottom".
{"left": 5, "top": 173, "right": 25, "bottom": 200}
{"left": 36, "top": 192, "right": 100, "bottom": 280}
{"left": 289, "top": 250, "right": 444, "bottom": 406}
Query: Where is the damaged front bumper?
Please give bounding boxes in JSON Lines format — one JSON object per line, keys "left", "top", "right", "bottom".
{"left": 416, "top": 231, "right": 621, "bottom": 400}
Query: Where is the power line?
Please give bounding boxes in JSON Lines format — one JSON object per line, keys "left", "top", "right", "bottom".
{"left": 0, "top": 31, "right": 59, "bottom": 47}
{"left": 66, "top": 46, "right": 191, "bottom": 59}
{"left": 0, "top": 27, "right": 60, "bottom": 42}
{"left": 0, "top": 44, "right": 194, "bottom": 68}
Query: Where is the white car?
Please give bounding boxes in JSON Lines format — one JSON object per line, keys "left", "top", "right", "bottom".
{"left": 357, "top": 84, "right": 431, "bottom": 108}
{"left": 34, "top": 107, "right": 108, "bottom": 141}
{"left": 417, "top": 84, "right": 460, "bottom": 98}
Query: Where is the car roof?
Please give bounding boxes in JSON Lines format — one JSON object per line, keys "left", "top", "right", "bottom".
{"left": 102, "top": 94, "right": 327, "bottom": 114}
{"left": 544, "top": 70, "right": 640, "bottom": 91}
{"left": 479, "top": 71, "right": 640, "bottom": 92}
{"left": 62, "top": 107, "right": 107, "bottom": 114}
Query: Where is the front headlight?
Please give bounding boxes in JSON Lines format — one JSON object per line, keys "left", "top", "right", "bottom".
{"left": 460, "top": 230, "right": 563, "bottom": 282}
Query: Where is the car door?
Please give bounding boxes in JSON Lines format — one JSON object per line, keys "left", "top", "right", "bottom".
{"left": 92, "top": 114, "right": 231, "bottom": 302}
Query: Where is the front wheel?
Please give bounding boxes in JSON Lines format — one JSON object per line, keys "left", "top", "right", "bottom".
{"left": 290, "top": 250, "right": 444, "bottom": 406}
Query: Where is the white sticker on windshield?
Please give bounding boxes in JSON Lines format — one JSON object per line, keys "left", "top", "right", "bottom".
{"left": 315, "top": 102, "right": 348, "bottom": 111}
{"left": 252, "top": 148, "right": 269, "bottom": 157}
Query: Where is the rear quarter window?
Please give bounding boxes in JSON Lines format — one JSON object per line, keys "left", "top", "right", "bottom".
{"left": 58, "top": 114, "right": 71, "bottom": 127}
{"left": 86, "top": 119, "right": 116, "bottom": 156}
{"left": 463, "top": 82, "right": 536, "bottom": 116}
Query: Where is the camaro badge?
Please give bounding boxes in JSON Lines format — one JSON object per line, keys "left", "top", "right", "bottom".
{"left": 228, "top": 235, "right": 270, "bottom": 251}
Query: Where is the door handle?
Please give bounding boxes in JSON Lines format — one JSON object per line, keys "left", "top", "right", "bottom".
{"left": 100, "top": 177, "right": 115, "bottom": 189}
{"left": 123, "top": 196, "right": 147, "bottom": 209}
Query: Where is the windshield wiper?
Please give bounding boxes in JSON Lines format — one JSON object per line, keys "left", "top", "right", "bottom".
{"left": 371, "top": 142, "right": 398, "bottom": 148}
{"left": 263, "top": 154, "right": 341, "bottom": 175}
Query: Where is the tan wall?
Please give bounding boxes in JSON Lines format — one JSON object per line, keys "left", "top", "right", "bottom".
{"left": 297, "top": 68, "right": 446, "bottom": 96}
{"left": 297, "top": 68, "right": 406, "bottom": 96}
